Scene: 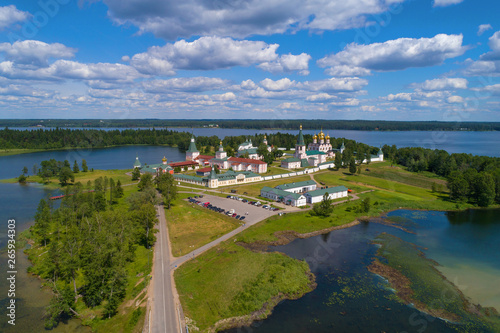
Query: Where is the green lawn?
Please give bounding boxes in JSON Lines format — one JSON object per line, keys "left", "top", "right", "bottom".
{"left": 166, "top": 194, "right": 241, "bottom": 257}
{"left": 175, "top": 241, "right": 313, "bottom": 332}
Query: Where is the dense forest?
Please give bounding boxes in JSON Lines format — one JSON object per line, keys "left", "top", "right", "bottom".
{"left": 1, "top": 119, "right": 499, "bottom": 131}
{"left": 28, "top": 172, "right": 177, "bottom": 328}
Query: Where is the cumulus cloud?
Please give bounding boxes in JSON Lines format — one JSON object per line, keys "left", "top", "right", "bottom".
{"left": 471, "top": 84, "right": 500, "bottom": 95}
{"left": 318, "top": 34, "right": 467, "bottom": 72}
{"left": 259, "top": 78, "right": 295, "bottom": 91}
{"left": 0, "top": 5, "right": 30, "bottom": 29}
{"left": 101, "top": 0, "right": 406, "bottom": 40}
{"left": 306, "top": 93, "right": 336, "bottom": 102}
{"left": 142, "top": 77, "right": 230, "bottom": 93}
{"left": 324, "top": 65, "right": 371, "bottom": 77}
{"left": 0, "top": 59, "right": 143, "bottom": 82}
{"left": 415, "top": 78, "right": 468, "bottom": 91}
{"left": 0, "top": 40, "right": 76, "bottom": 67}
{"left": 478, "top": 24, "right": 493, "bottom": 36}
{"left": 480, "top": 31, "right": 500, "bottom": 61}
{"left": 387, "top": 93, "right": 412, "bottom": 101}
{"left": 447, "top": 95, "right": 464, "bottom": 103}
{"left": 257, "top": 53, "right": 311, "bottom": 75}
{"left": 127, "top": 36, "right": 289, "bottom": 75}
{"left": 302, "top": 77, "right": 369, "bottom": 92}
{"left": 433, "top": 0, "right": 464, "bottom": 7}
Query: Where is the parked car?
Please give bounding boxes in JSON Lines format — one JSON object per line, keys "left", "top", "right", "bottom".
{"left": 199, "top": 195, "right": 204, "bottom": 198}
{"left": 232, "top": 213, "right": 237, "bottom": 217}
{"left": 242, "top": 199, "right": 248, "bottom": 203}
{"left": 235, "top": 215, "right": 240, "bottom": 219}
{"left": 262, "top": 205, "right": 269, "bottom": 209}
{"left": 239, "top": 216, "right": 246, "bottom": 220}
{"left": 227, "top": 195, "right": 232, "bottom": 198}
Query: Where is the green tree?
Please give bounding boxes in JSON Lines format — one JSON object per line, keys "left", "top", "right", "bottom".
{"left": 73, "top": 160, "right": 79, "bottom": 173}
{"left": 156, "top": 173, "right": 178, "bottom": 209}
{"left": 312, "top": 192, "right": 333, "bottom": 217}
{"left": 33, "top": 199, "right": 51, "bottom": 246}
{"left": 361, "top": 197, "right": 371, "bottom": 213}
{"left": 174, "top": 166, "right": 181, "bottom": 173}
{"left": 32, "top": 163, "right": 38, "bottom": 176}
{"left": 58, "top": 167, "right": 75, "bottom": 186}
{"left": 22, "top": 166, "right": 28, "bottom": 175}
{"left": 448, "top": 172, "right": 469, "bottom": 202}
{"left": 334, "top": 152, "right": 342, "bottom": 170}
{"left": 349, "top": 156, "right": 357, "bottom": 174}
{"left": 18, "top": 174, "right": 27, "bottom": 183}
{"left": 81, "top": 159, "right": 88, "bottom": 172}
{"left": 115, "top": 180, "right": 124, "bottom": 198}
{"left": 472, "top": 172, "right": 495, "bottom": 207}
{"left": 131, "top": 167, "right": 141, "bottom": 181}
{"left": 138, "top": 173, "right": 154, "bottom": 191}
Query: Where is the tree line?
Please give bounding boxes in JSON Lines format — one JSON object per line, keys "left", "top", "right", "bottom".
{"left": 1, "top": 119, "right": 499, "bottom": 131}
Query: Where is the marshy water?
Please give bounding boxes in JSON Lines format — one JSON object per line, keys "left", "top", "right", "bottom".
{"left": 223, "top": 209, "right": 500, "bottom": 333}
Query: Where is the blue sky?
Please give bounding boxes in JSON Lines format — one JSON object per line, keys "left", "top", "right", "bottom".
{"left": 0, "top": 0, "right": 499, "bottom": 121}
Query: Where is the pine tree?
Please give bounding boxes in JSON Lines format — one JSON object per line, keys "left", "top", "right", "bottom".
{"left": 73, "top": 160, "right": 79, "bottom": 173}
{"left": 81, "top": 159, "right": 88, "bottom": 172}
{"left": 349, "top": 157, "right": 357, "bottom": 174}
{"left": 131, "top": 167, "right": 141, "bottom": 181}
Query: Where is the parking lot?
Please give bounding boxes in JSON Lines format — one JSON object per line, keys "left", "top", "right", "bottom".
{"left": 184, "top": 194, "right": 279, "bottom": 224}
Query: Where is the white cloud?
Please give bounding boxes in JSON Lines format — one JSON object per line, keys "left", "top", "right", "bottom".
{"left": 433, "top": 0, "right": 464, "bottom": 7}
{"left": 0, "top": 40, "right": 76, "bottom": 67}
{"left": 0, "top": 59, "right": 143, "bottom": 82}
{"left": 302, "top": 77, "right": 369, "bottom": 92}
{"left": 325, "top": 65, "right": 371, "bottom": 77}
{"left": 102, "top": 0, "right": 407, "bottom": 40}
{"left": 142, "top": 77, "right": 229, "bottom": 93}
{"left": 480, "top": 31, "right": 500, "bottom": 61}
{"left": 0, "top": 5, "right": 30, "bottom": 29}
{"left": 318, "top": 34, "right": 467, "bottom": 72}
{"left": 416, "top": 78, "right": 468, "bottom": 91}
{"left": 212, "top": 92, "right": 236, "bottom": 101}
{"left": 447, "top": 95, "right": 464, "bottom": 103}
{"left": 387, "top": 93, "right": 412, "bottom": 101}
{"left": 306, "top": 93, "right": 336, "bottom": 102}
{"left": 127, "top": 36, "right": 284, "bottom": 75}
{"left": 478, "top": 24, "right": 493, "bottom": 36}
{"left": 260, "top": 78, "right": 295, "bottom": 91}
{"left": 240, "top": 79, "right": 258, "bottom": 90}
{"left": 471, "top": 84, "right": 500, "bottom": 95}
{"left": 258, "top": 53, "right": 311, "bottom": 75}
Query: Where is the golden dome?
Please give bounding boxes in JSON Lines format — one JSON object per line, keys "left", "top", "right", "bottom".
{"left": 326, "top": 133, "right": 330, "bottom": 140}
{"left": 162, "top": 156, "right": 167, "bottom": 162}
{"left": 319, "top": 130, "right": 325, "bottom": 139}
{"left": 313, "top": 133, "right": 318, "bottom": 140}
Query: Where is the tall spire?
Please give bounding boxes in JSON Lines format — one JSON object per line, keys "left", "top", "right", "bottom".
{"left": 297, "top": 124, "right": 305, "bottom": 146}
{"left": 187, "top": 134, "right": 199, "bottom": 153}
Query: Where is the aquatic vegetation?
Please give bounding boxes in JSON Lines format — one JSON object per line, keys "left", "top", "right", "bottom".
{"left": 369, "top": 233, "right": 500, "bottom": 332}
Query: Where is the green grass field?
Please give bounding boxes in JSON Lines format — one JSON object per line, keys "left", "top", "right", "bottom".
{"left": 166, "top": 193, "right": 241, "bottom": 257}
{"left": 175, "top": 241, "right": 313, "bottom": 331}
